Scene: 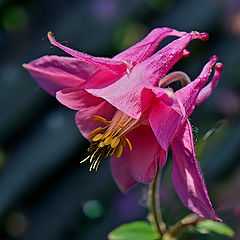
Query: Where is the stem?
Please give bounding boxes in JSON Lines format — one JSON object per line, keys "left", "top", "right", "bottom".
{"left": 149, "top": 172, "right": 203, "bottom": 240}
{"left": 168, "top": 214, "right": 203, "bottom": 238}
{"left": 155, "top": 170, "right": 166, "bottom": 233}
{"left": 149, "top": 169, "right": 166, "bottom": 238}
{"left": 162, "top": 214, "right": 203, "bottom": 240}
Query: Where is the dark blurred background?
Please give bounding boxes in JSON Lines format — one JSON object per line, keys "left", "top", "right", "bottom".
{"left": 0, "top": 0, "right": 240, "bottom": 239}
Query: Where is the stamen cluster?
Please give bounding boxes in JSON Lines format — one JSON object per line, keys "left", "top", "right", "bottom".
{"left": 81, "top": 111, "right": 137, "bottom": 171}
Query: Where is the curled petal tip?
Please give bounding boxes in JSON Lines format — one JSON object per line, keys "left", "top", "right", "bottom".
{"left": 215, "top": 62, "right": 224, "bottom": 71}
{"left": 22, "top": 63, "right": 28, "bottom": 69}
{"left": 201, "top": 32, "right": 209, "bottom": 41}
{"left": 182, "top": 49, "right": 190, "bottom": 57}
{"left": 47, "top": 31, "right": 55, "bottom": 44}
{"left": 211, "top": 55, "right": 218, "bottom": 63}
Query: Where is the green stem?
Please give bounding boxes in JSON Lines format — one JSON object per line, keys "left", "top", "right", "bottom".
{"left": 149, "top": 169, "right": 166, "bottom": 238}
{"left": 155, "top": 170, "right": 166, "bottom": 234}
{"left": 167, "top": 214, "right": 203, "bottom": 238}
{"left": 162, "top": 214, "right": 203, "bottom": 240}
{"left": 149, "top": 171, "right": 202, "bottom": 240}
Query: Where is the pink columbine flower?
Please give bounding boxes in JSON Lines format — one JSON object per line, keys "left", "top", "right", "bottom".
{"left": 24, "top": 28, "right": 223, "bottom": 221}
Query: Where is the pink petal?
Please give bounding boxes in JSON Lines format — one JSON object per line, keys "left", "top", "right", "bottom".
{"left": 23, "top": 56, "right": 98, "bottom": 95}
{"left": 84, "top": 67, "right": 176, "bottom": 119}
{"left": 47, "top": 32, "right": 127, "bottom": 74}
{"left": 171, "top": 120, "right": 221, "bottom": 221}
{"left": 110, "top": 158, "right": 137, "bottom": 193}
{"left": 148, "top": 98, "right": 184, "bottom": 151}
{"left": 56, "top": 87, "right": 116, "bottom": 139}
{"left": 113, "top": 28, "right": 186, "bottom": 63}
{"left": 195, "top": 63, "right": 224, "bottom": 105}
{"left": 75, "top": 100, "right": 116, "bottom": 140}
{"left": 158, "top": 147, "right": 168, "bottom": 169}
{"left": 84, "top": 72, "right": 151, "bottom": 118}
{"left": 110, "top": 125, "right": 161, "bottom": 192}
{"left": 175, "top": 56, "right": 219, "bottom": 116}
{"left": 56, "top": 88, "right": 103, "bottom": 110}
{"left": 81, "top": 31, "right": 206, "bottom": 119}
{"left": 136, "top": 31, "right": 209, "bottom": 86}
{"left": 151, "top": 87, "right": 185, "bottom": 116}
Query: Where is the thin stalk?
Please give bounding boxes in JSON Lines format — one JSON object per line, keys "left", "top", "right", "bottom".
{"left": 168, "top": 214, "right": 203, "bottom": 238}
{"left": 149, "top": 169, "right": 165, "bottom": 238}
{"left": 162, "top": 214, "right": 203, "bottom": 240}
{"left": 155, "top": 170, "right": 166, "bottom": 233}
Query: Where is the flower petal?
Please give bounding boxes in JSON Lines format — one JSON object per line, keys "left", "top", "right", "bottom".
{"left": 175, "top": 56, "right": 219, "bottom": 116}
{"left": 75, "top": 100, "right": 116, "bottom": 140}
{"left": 56, "top": 87, "right": 116, "bottom": 139}
{"left": 47, "top": 32, "right": 127, "bottom": 74}
{"left": 84, "top": 66, "right": 178, "bottom": 119}
{"left": 84, "top": 72, "right": 152, "bottom": 118}
{"left": 110, "top": 125, "right": 161, "bottom": 192}
{"left": 56, "top": 88, "right": 102, "bottom": 110}
{"left": 110, "top": 158, "right": 137, "bottom": 194}
{"left": 158, "top": 147, "right": 168, "bottom": 169}
{"left": 195, "top": 63, "right": 223, "bottom": 105}
{"left": 79, "top": 28, "right": 186, "bottom": 91}
{"left": 23, "top": 56, "right": 98, "bottom": 95}
{"left": 81, "top": 31, "right": 206, "bottom": 119}
{"left": 113, "top": 28, "right": 186, "bottom": 63}
{"left": 171, "top": 120, "right": 221, "bottom": 221}
{"left": 136, "top": 31, "right": 209, "bottom": 85}
{"left": 148, "top": 98, "right": 184, "bottom": 151}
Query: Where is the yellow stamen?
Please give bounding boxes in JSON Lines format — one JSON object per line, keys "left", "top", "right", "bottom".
{"left": 89, "top": 163, "right": 94, "bottom": 172}
{"left": 95, "top": 160, "right": 101, "bottom": 171}
{"left": 81, "top": 110, "right": 140, "bottom": 171}
{"left": 92, "top": 158, "right": 100, "bottom": 170}
{"left": 80, "top": 156, "right": 90, "bottom": 164}
{"left": 115, "top": 144, "right": 123, "bottom": 158}
{"left": 93, "top": 115, "right": 109, "bottom": 124}
{"left": 102, "top": 130, "right": 112, "bottom": 139}
{"left": 89, "top": 127, "right": 103, "bottom": 140}
{"left": 110, "top": 148, "right": 116, "bottom": 156}
{"left": 90, "top": 154, "right": 101, "bottom": 171}
{"left": 104, "top": 136, "right": 113, "bottom": 145}
{"left": 92, "top": 133, "right": 103, "bottom": 141}
{"left": 98, "top": 141, "right": 105, "bottom": 147}
{"left": 124, "top": 137, "right": 133, "bottom": 151}
{"left": 93, "top": 153, "right": 102, "bottom": 168}
{"left": 111, "top": 137, "right": 120, "bottom": 148}
{"left": 89, "top": 148, "right": 99, "bottom": 163}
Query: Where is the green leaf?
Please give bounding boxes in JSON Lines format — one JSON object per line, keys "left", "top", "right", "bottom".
{"left": 195, "top": 220, "right": 234, "bottom": 237}
{"left": 108, "top": 221, "right": 157, "bottom": 240}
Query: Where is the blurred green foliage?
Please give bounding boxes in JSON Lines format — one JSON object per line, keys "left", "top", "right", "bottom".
{"left": 2, "top": 6, "right": 28, "bottom": 31}
{"left": 83, "top": 200, "right": 104, "bottom": 219}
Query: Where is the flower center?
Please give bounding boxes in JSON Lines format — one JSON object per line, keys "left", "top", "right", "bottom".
{"left": 81, "top": 110, "right": 139, "bottom": 171}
